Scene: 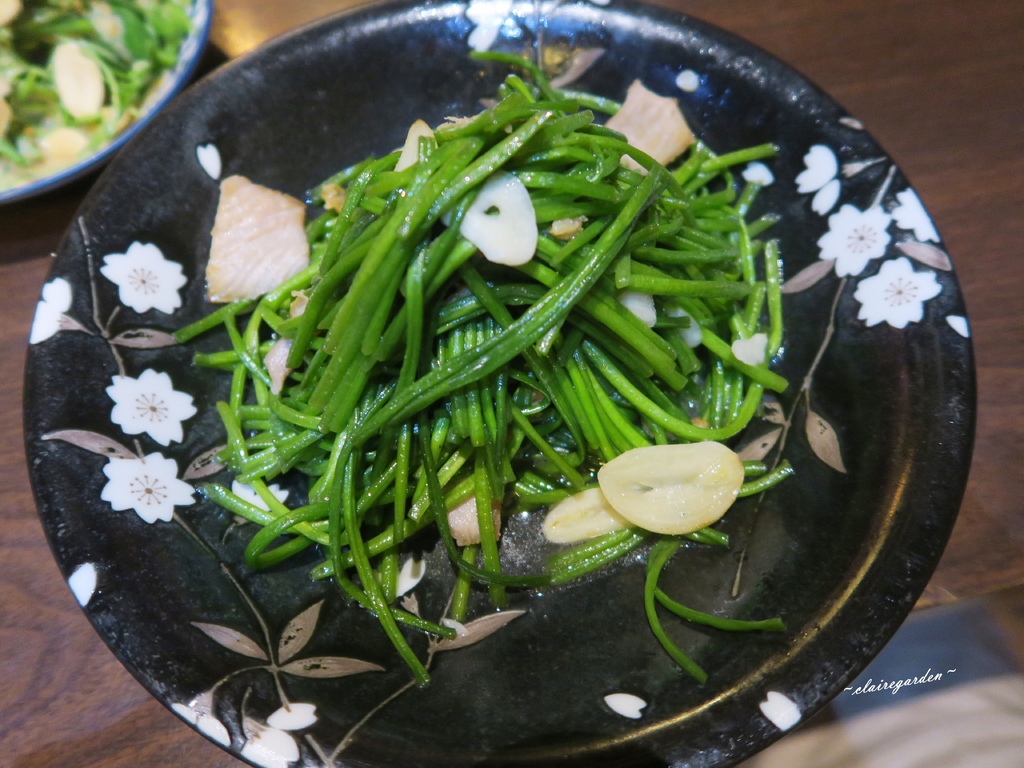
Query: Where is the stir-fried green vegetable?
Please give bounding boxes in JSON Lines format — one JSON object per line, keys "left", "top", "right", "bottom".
{"left": 178, "top": 54, "right": 793, "bottom": 686}
{"left": 0, "top": 0, "right": 193, "bottom": 189}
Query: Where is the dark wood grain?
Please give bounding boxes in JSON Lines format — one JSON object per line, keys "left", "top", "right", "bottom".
{"left": 2, "top": 1, "right": 1022, "bottom": 765}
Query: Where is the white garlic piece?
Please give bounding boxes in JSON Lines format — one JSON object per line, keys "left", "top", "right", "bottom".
{"left": 447, "top": 495, "right": 502, "bottom": 547}
{"left": 52, "top": 42, "right": 105, "bottom": 119}
{"left": 459, "top": 172, "right": 538, "bottom": 266}
{"left": 597, "top": 442, "right": 744, "bottom": 535}
{"left": 549, "top": 215, "right": 586, "bottom": 240}
{"left": 263, "top": 337, "right": 293, "bottom": 395}
{"left": 732, "top": 332, "right": 768, "bottom": 366}
{"left": 541, "top": 487, "right": 630, "bottom": 543}
{"left": 618, "top": 290, "right": 657, "bottom": 328}
{"left": 395, "top": 119, "right": 436, "bottom": 172}
{"left": 666, "top": 305, "right": 702, "bottom": 348}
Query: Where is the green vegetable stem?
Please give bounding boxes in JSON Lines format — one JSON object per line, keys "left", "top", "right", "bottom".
{"left": 180, "top": 54, "right": 791, "bottom": 684}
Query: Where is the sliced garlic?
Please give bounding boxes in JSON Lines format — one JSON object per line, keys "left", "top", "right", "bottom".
{"left": 541, "top": 487, "right": 630, "bottom": 544}
{"left": 732, "top": 333, "right": 768, "bottom": 366}
{"left": 549, "top": 215, "right": 587, "bottom": 240}
{"left": 618, "top": 290, "right": 657, "bottom": 328}
{"left": 459, "top": 172, "right": 538, "bottom": 266}
{"left": 597, "top": 442, "right": 744, "bottom": 535}
{"left": 605, "top": 80, "right": 694, "bottom": 171}
{"left": 263, "top": 337, "right": 293, "bottom": 395}
{"left": 320, "top": 182, "right": 345, "bottom": 213}
{"left": 0, "top": 0, "right": 21, "bottom": 26}
{"left": 666, "top": 305, "right": 702, "bottom": 348}
{"left": 395, "top": 119, "right": 436, "bottom": 172}
{"left": 447, "top": 496, "right": 502, "bottom": 547}
{"left": 289, "top": 290, "right": 308, "bottom": 318}
{"left": 441, "top": 114, "right": 473, "bottom": 129}
{"left": 39, "top": 127, "right": 89, "bottom": 164}
{"left": 52, "top": 42, "right": 105, "bottom": 119}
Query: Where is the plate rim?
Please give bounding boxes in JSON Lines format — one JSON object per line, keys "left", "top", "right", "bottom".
{"left": 22, "top": 0, "right": 977, "bottom": 764}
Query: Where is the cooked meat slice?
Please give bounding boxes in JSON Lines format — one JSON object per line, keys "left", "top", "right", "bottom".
{"left": 206, "top": 175, "right": 310, "bottom": 303}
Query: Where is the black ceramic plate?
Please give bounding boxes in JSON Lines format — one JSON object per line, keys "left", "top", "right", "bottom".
{"left": 24, "top": 1, "right": 975, "bottom": 766}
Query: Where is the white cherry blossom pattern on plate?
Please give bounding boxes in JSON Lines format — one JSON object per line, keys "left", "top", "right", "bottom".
{"left": 946, "top": 315, "right": 970, "bottom": 337}
{"left": 68, "top": 562, "right": 98, "bottom": 606}
{"left": 816, "top": 204, "right": 893, "bottom": 277}
{"left": 395, "top": 556, "right": 426, "bottom": 597}
{"left": 795, "top": 144, "right": 840, "bottom": 215}
{"left": 172, "top": 691, "right": 231, "bottom": 747}
{"left": 675, "top": 68, "right": 700, "bottom": 92}
{"left": 99, "top": 241, "right": 188, "bottom": 314}
{"left": 241, "top": 720, "right": 301, "bottom": 768}
{"left": 853, "top": 256, "right": 942, "bottom": 329}
{"left": 891, "top": 188, "right": 940, "bottom": 242}
{"left": 100, "top": 451, "right": 195, "bottom": 523}
{"left": 266, "top": 702, "right": 318, "bottom": 731}
{"left": 759, "top": 690, "right": 801, "bottom": 731}
{"left": 465, "top": 0, "right": 514, "bottom": 52}
{"left": 743, "top": 161, "right": 774, "bottom": 186}
{"left": 231, "top": 479, "right": 290, "bottom": 511}
{"left": 196, "top": 143, "right": 222, "bottom": 180}
{"left": 107, "top": 369, "right": 198, "bottom": 446}
{"left": 604, "top": 692, "right": 647, "bottom": 719}
{"left": 29, "top": 277, "right": 73, "bottom": 344}
{"left": 465, "top": 0, "right": 611, "bottom": 54}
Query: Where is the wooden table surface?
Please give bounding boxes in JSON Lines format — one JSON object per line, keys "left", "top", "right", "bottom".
{"left": 2, "top": 0, "right": 1022, "bottom": 765}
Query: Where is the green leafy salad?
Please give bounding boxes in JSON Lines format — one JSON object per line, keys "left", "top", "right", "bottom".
{"left": 178, "top": 52, "right": 794, "bottom": 686}
{"left": 0, "top": 0, "right": 193, "bottom": 190}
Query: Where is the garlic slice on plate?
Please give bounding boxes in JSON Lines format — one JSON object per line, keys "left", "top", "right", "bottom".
{"left": 597, "top": 442, "right": 744, "bottom": 534}
{"left": 395, "top": 119, "right": 436, "bottom": 171}
{"left": 618, "top": 290, "right": 657, "bottom": 328}
{"left": 542, "top": 487, "right": 630, "bottom": 543}
{"left": 447, "top": 495, "right": 502, "bottom": 547}
{"left": 459, "top": 172, "right": 538, "bottom": 266}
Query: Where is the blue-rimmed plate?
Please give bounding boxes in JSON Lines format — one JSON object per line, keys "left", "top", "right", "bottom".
{"left": 0, "top": 0, "right": 212, "bottom": 205}
{"left": 24, "top": 1, "right": 974, "bottom": 765}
